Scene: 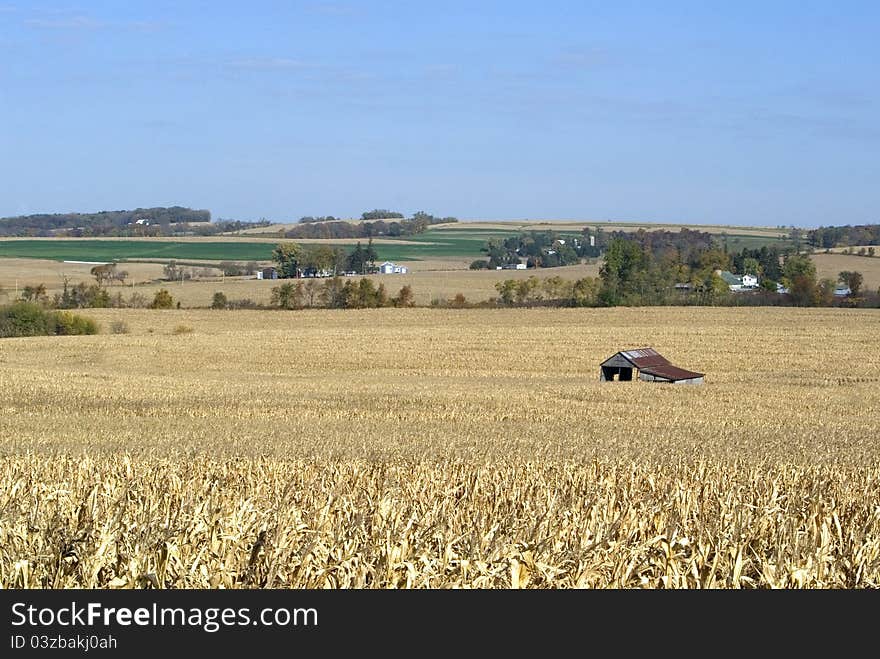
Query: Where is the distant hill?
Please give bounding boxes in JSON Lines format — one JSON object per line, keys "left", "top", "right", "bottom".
{"left": 0, "top": 206, "right": 211, "bottom": 237}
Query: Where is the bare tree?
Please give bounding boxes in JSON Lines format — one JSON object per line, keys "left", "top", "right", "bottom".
{"left": 91, "top": 263, "right": 117, "bottom": 286}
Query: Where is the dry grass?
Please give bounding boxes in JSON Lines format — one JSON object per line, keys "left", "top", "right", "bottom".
{"left": 1, "top": 307, "right": 878, "bottom": 588}
{"left": 811, "top": 253, "right": 880, "bottom": 290}
{"left": 0, "top": 255, "right": 599, "bottom": 307}
{"left": 55, "top": 262, "right": 602, "bottom": 307}
{"left": 0, "top": 258, "right": 165, "bottom": 292}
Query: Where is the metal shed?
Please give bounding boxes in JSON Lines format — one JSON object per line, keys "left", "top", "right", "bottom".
{"left": 600, "top": 348, "right": 704, "bottom": 385}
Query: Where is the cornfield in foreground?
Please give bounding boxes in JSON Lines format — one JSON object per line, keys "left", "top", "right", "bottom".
{"left": 2, "top": 457, "right": 878, "bottom": 588}
{"left": 1, "top": 307, "right": 879, "bottom": 587}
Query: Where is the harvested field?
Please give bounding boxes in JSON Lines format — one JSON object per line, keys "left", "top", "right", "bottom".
{"left": 1, "top": 307, "right": 879, "bottom": 588}
{"left": 811, "top": 253, "right": 880, "bottom": 290}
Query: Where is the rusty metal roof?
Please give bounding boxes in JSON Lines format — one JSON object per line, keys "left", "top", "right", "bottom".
{"left": 604, "top": 348, "right": 704, "bottom": 381}
{"left": 619, "top": 348, "right": 670, "bottom": 369}
{"left": 640, "top": 364, "right": 704, "bottom": 381}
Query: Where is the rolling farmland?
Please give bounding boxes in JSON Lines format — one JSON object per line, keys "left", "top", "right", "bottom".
{"left": 0, "top": 220, "right": 793, "bottom": 265}
{"left": 1, "top": 307, "right": 879, "bottom": 588}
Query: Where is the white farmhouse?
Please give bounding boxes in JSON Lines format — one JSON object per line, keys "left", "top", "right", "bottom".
{"left": 719, "top": 270, "right": 758, "bottom": 292}
{"left": 378, "top": 261, "right": 408, "bottom": 274}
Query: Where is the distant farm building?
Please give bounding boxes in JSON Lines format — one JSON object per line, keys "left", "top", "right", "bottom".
{"left": 378, "top": 261, "right": 408, "bottom": 274}
{"left": 600, "top": 348, "right": 704, "bottom": 385}
{"left": 718, "top": 270, "right": 758, "bottom": 292}
{"left": 256, "top": 267, "right": 278, "bottom": 280}
{"left": 301, "top": 267, "right": 333, "bottom": 278}
{"left": 498, "top": 262, "right": 527, "bottom": 270}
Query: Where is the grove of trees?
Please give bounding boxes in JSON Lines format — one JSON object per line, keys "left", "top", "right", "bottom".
{"left": 807, "top": 224, "right": 880, "bottom": 248}
{"left": 271, "top": 240, "right": 378, "bottom": 276}
{"left": 263, "top": 278, "right": 415, "bottom": 309}
{"left": 284, "top": 211, "right": 456, "bottom": 240}
{"left": 0, "top": 207, "right": 275, "bottom": 237}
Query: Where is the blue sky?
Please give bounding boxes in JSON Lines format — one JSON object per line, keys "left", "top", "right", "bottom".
{"left": 0, "top": 1, "right": 877, "bottom": 226}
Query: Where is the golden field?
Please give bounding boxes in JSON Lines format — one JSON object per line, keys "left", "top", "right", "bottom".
{"left": 0, "top": 259, "right": 602, "bottom": 307}
{"left": 811, "top": 253, "right": 880, "bottom": 291}
{"left": 1, "top": 307, "right": 879, "bottom": 588}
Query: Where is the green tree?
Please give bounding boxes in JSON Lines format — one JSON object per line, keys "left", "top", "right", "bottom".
{"left": 494, "top": 279, "right": 517, "bottom": 305}
{"left": 541, "top": 275, "right": 566, "bottom": 300}
{"left": 348, "top": 278, "right": 380, "bottom": 308}
{"left": 838, "top": 271, "right": 863, "bottom": 297}
{"left": 320, "top": 276, "right": 346, "bottom": 308}
{"left": 571, "top": 277, "right": 600, "bottom": 306}
{"left": 303, "top": 244, "right": 337, "bottom": 274}
{"left": 788, "top": 275, "right": 819, "bottom": 306}
{"left": 304, "top": 279, "right": 321, "bottom": 307}
{"left": 150, "top": 289, "right": 174, "bottom": 309}
{"left": 783, "top": 254, "right": 817, "bottom": 282}
{"left": 347, "top": 242, "right": 368, "bottom": 274}
{"left": 697, "top": 248, "right": 732, "bottom": 273}
{"left": 271, "top": 282, "right": 304, "bottom": 309}
{"left": 741, "top": 257, "right": 761, "bottom": 276}
{"left": 375, "top": 282, "right": 389, "bottom": 307}
{"left": 271, "top": 242, "right": 304, "bottom": 278}
{"left": 694, "top": 272, "right": 730, "bottom": 304}
{"left": 365, "top": 238, "right": 378, "bottom": 271}
{"left": 211, "top": 292, "right": 228, "bottom": 309}
{"left": 0, "top": 302, "right": 56, "bottom": 337}
{"left": 361, "top": 209, "right": 403, "bottom": 220}
{"left": 817, "top": 278, "right": 836, "bottom": 305}
{"left": 598, "top": 238, "right": 646, "bottom": 305}
{"left": 790, "top": 227, "right": 804, "bottom": 252}
{"left": 515, "top": 276, "right": 541, "bottom": 303}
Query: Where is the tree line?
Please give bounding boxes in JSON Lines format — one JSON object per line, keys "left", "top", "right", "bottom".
{"left": 7, "top": 279, "right": 181, "bottom": 310}
{"left": 271, "top": 240, "right": 380, "bottom": 276}
{"left": 206, "top": 279, "right": 416, "bottom": 311}
{"left": 0, "top": 206, "right": 216, "bottom": 237}
{"left": 494, "top": 276, "right": 601, "bottom": 305}
{"left": 285, "top": 211, "right": 456, "bottom": 239}
{"left": 807, "top": 224, "right": 880, "bottom": 249}
{"left": 597, "top": 231, "right": 876, "bottom": 307}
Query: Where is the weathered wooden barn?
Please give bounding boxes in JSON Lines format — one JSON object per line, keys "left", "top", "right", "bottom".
{"left": 600, "top": 348, "right": 704, "bottom": 385}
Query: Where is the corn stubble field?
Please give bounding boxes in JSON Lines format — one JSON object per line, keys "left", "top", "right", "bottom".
{"left": 1, "top": 307, "right": 879, "bottom": 588}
